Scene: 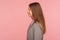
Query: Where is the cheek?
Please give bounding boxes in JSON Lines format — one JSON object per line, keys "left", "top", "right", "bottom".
{"left": 27, "top": 10, "right": 32, "bottom": 17}
{"left": 30, "top": 10, "right": 32, "bottom": 16}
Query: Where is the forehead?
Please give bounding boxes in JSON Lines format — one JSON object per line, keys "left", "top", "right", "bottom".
{"left": 28, "top": 7, "right": 31, "bottom": 10}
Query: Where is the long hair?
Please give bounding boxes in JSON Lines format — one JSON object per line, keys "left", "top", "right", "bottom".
{"left": 29, "top": 2, "right": 46, "bottom": 34}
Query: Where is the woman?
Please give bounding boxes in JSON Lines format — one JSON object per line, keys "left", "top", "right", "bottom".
{"left": 27, "top": 2, "right": 46, "bottom": 40}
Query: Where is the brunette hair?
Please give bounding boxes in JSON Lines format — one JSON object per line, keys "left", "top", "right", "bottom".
{"left": 29, "top": 2, "right": 46, "bottom": 34}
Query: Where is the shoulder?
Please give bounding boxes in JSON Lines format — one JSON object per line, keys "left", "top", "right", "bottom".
{"left": 30, "top": 20, "right": 42, "bottom": 29}
{"left": 28, "top": 20, "right": 42, "bottom": 33}
{"left": 32, "top": 22, "right": 43, "bottom": 34}
{"left": 32, "top": 22, "right": 42, "bottom": 29}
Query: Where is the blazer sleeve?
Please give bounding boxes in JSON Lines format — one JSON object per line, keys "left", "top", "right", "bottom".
{"left": 27, "top": 24, "right": 34, "bottom": 40}
{"left": 27, "top": 22, "right": 43, "bottom": 40}
{"left": 33, "top": 23, "right": 43, "bottom": 40}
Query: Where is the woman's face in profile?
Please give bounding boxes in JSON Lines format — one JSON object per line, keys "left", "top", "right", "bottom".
{"left": 27, "top": 7, "right": 32, "bottom": 17}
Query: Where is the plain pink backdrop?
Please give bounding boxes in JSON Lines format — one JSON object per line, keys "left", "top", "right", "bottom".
{"left": 0, "top": 0, "right": 60, "bottom": 40}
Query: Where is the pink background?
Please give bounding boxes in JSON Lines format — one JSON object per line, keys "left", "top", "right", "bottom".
{"left": 0, "top": 0, "right": 60, "bottom": 40}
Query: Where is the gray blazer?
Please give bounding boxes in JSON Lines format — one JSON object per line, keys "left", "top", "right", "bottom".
{"left": 27, "top": 20, "right": 43, "bottom": 40}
